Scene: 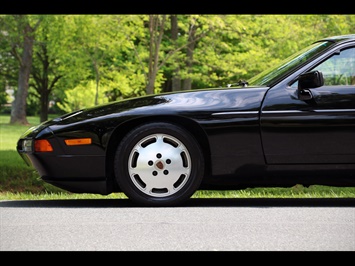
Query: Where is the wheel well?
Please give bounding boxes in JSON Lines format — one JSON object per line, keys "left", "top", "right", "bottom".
{"left": 105, "top": 115, "right": 211, "bottom": 192}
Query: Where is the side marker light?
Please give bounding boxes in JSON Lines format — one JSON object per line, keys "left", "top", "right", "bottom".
{"left": 64, "top": 138, "right": 92, "bottom": 146}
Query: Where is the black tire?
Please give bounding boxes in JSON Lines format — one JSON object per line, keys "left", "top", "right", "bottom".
{"left": 114, "top": 122, "right": 204, "bottom": 207}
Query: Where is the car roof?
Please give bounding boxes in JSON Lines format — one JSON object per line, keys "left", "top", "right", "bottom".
{"left": 316, "top": 34, "right": 355, "bottom": 44}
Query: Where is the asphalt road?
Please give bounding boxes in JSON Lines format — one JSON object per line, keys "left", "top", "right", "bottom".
{"left": 1, "top": 198, "right": 354, "bottom": 251}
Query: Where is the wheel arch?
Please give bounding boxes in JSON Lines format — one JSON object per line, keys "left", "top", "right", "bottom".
{"left": 105, "top": 115, "right": 212, "bottom": 191}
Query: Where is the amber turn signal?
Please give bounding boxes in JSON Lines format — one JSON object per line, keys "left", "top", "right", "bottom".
{"left": 64, "top": 138, "right": 92, "bottom": 146}
{"left": 34, "top": 139, "right": 54, "bottom": 152}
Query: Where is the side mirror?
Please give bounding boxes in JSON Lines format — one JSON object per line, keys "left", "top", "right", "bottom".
{"left": 297, "top": 70, "right": 324, "bottom": 101}
{"left": 298, "top": 70, "right": 324, "bottom": 90}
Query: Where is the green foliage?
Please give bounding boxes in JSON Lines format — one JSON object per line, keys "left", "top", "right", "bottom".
{"left": 2, "top": 14, "right": 355, "bottom": 119}
{"left": 0, "top": 89, "right": 9, "bottom": 111}
{"left": 56, "top": 80, "right": 109, "bottom": 113}
{"left": 101, "top": 71, "right": 146, "bottom": 100}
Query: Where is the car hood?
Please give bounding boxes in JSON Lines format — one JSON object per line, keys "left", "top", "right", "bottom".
{"left": 20, "top": 86, "right": 268, "bottom": 138}
{"left": 60, "top": 86, "right": 268, "bottom": 122}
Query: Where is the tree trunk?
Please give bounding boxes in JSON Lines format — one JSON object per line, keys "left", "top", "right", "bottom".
{"left": 146, "top": 15, "right": 166, "bottom": 95}
{"left": 40, "top": 90, "right": 49, "bottom": 122}
{"left": 93, "top": 59, "right": 100, "bottom": 106}
{"left": 10, "top": 23, "right": 34, "bottom": 125}
{"left": 171, "top": 15, "right": 181, "bottom": 92}
{"left": 182, "top": 24, "right": 197, "bottom": 91}
{"left": 32, "top": 37, "right": 63, "bottom": 123}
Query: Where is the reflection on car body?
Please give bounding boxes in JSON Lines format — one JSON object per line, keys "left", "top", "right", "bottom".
{"left": 17, "top": 34, "right": 355, "bottom": 206}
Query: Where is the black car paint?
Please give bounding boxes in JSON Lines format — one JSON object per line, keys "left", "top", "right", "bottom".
{"left": 19, "top": 87, "right": 269, "bottom": 193}
{"left": 17, "top": 35, "right": 355, "bottom": 196}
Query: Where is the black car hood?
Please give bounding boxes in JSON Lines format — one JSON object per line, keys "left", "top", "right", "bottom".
{"left": 53, "top": 86, "right": 268, "bottom": 125}
{"left": 19, "top": 86, "right": 268, "bottom": 140}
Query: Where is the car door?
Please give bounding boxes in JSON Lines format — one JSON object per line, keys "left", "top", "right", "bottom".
{"left": 260, "top": 46, "right": 355, "bottom": 164}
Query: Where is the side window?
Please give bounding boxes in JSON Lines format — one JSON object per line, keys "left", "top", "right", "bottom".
{"left": 290, "top": 47, "right": 355, "bottom": 88}
{"left": 313, "top": 47, "right": 355, "bottom": 86}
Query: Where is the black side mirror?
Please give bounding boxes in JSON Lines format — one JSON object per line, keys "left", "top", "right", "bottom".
{"left": 298, "top": 70, "right": 324, "bottom": 90}
{"left": 297, "top": 70, "right": 324, "bottom": 101}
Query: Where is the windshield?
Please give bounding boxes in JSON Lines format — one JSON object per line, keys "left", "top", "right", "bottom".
{"left": 248, "top": 40, "right": 334, "bottom": 86}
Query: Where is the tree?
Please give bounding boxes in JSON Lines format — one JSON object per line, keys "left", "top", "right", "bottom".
{"left": 31, "top": 41, "right": 63, "bottom": 122}
{"left": 1, "top": 15, "right": 42, "bottom": 125}
{"left": 22, "top": 15, "right": 91, "bottom": 122}
{"left": 138, "top": 15, "right": 211, "bottom": 94}
{"left": 0, "top": 22, "right": 18, "bottom": 94}
{"left": 3, "top": 14, "right": 355, "bottom": 122}
{"left": 30, "top": 16, "right": 67, "bottom": 122}
{"left": 170, "top": 15, "right": 181, "bottom": 92}
{"left": 145, "top": 15, "right": 167, "bottom": 95}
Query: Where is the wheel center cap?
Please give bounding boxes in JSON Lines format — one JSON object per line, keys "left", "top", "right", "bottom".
{"left": 155, "top": 160, "right": 164, "bottom": 170}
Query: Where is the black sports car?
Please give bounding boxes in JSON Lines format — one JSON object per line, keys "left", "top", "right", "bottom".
{"left": 17, "top": 34, "right": 355, "bottom": 206}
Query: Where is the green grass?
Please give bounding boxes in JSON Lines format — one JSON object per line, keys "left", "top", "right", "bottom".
{"left": 1, "top": 114, "right": 355, "bottom": 200}
{"left": 0, "top": 115, "right": 39, "bottom": 150}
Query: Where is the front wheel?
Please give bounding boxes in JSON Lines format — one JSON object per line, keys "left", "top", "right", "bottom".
{"left": 114, "top": 122, "right": 204, "bottom": 207}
